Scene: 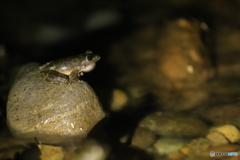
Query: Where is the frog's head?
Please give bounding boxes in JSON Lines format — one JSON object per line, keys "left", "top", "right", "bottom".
{"left": 81, "top": 52, "right": 101, "bottom": 72}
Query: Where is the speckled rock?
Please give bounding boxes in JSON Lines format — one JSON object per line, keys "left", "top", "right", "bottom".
{"left": 7, "top": 63, "right": 105, "bottom": 145}
{"left": 139, "top": 112, "right": 208, "bottom": 137}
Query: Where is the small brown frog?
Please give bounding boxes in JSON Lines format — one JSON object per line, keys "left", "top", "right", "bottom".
{"left": 39, "top": 50, "right": 100, "bottom": 84}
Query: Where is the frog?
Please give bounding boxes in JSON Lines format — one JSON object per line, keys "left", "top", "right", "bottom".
{"left": 39, "top": 50, "right": 100, "bottom": 84}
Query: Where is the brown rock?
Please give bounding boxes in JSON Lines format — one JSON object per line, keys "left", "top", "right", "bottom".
{"left": 153, "top": 137, "right": 185, "bottom": 156}
{"left": 38, "top": 144, "right": 64, "bottom": 160}
{"left": 181, "top": 138, "right": 211, "bottom": 156}
{"left": 110, "top": 89, "right": 128, "bottom": 112}
{"left": 120, "top": 127, "right": 157, "bottom": 149}
{"left": 200, "top": 104, "right": 240, "bottom": 125}
{"left": 168, "top": 150, "right": 186, "bottom": 160}
{"left": 206, "top": 131, "right": 229, "bottom": 147}
{"left": 211, "top": 125, "right": 240, "bottom": 143}
{"left": 110, "top": 18, "right": 214, "bottom": 91}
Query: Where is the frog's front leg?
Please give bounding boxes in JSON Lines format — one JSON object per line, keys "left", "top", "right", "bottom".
{"left": 68, "top": 69, "right": 80, "bottom": 83}
{"left": 78, "top": 72, "right": 84, "bottom": 77}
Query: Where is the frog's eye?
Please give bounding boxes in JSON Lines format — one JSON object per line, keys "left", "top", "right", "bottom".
{"left": 87, "top": 55, "right": 93, "bottom": 61}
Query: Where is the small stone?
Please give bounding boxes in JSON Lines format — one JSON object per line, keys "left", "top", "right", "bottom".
{"left": 110, "top": 89, "right": 128, "bottom": 112}
{"left": 206, "top": 131, "right": 228, "bottom": 146}
{"left": 38, "top": 144, "right": 64, "bottom": 160}
{"left": 120, "top": 127, "right": 157, "bottom": 150}
{"left": 70, "top": 139, "right": 109, "bottom": 160}
{"left": 199, "top": 104, "right": 240, "bottom": 125}
{"left": 181, "top": 138, "right": 211, "bottom": 156}
{"left": 212, "top": 125, "right": 240, "bottom": 143}
{"left": 153, "top": 137, "right": 185, "bottom": 156}
{"left": 168, "top": 150, "right": 186, "bottom": 160}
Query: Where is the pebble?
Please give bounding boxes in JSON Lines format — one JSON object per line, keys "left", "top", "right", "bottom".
{"left": 210, "top": 125, "right": 240, "bottom": 143}
{"left": 206, "top": 131, "right": 229, "bottom": 146}
{"left": 199, "top": 104, "right": 240, "bottom": 125}
{"left": 120, "top": 127, "right": 157, "bottom": 150}
{"left": 38, "top": 144, "right": 64, "bottom": 160}
{"left": 181, "top": 138, "right": 211, "bottom": 155}
{"left": 152, "top": 137, "right": 186, "bottom": 156}
{"left": 110, "top": 89, "right": 128, "bottom": 112}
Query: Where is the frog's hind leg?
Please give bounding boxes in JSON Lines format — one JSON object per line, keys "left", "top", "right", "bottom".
{"left": 69, "top": 70, "right": 80, "bottom": 83}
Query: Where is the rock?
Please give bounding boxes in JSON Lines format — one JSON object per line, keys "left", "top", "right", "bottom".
{"left": 168, "top": 150, "right": 186, "bottom": 160}
{"left": 69, "top": 139, "right": 109, "bottom": 160}
{"left": 110, "top": 18, "right": 214, "bottom": 89}
{"left": 210, "top": 125, "right": 240, "bottom": 143}
{"left": 199, "top": 104, "right": 240, "bottom": 125}
{"left": 206, "top": 131, "right": 228, "bottom": 147}
{"left": 139, "top": 112, "right": 208, "bottom": 137}
{"left": 109, "top": 18, "right": 215, "bottom": 110}
{"left": 38, "top": 144, "right": 64, "bottom": 160}
{"left": 181, "top": 138, "right": 211, "bottom": 156}
{"left": 7, "top": 63, "right": 105, "bottom": 145}
{"left": 110, "top": 89, "right": 128, "bottom": 112}
{"left": 152, "top": 137, "right": 185, "bottom": 156}
{"left": 154, "top": 88, "right": 209, "bottom": 111}
{"left": 120, "top": 127, "right": 157, "bottom": 149}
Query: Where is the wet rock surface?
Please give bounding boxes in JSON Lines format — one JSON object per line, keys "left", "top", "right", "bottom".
{"left": 7, "top": 63, "right": 105, "bottom": 145}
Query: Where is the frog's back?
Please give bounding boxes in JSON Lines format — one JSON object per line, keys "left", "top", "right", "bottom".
{"left": 39, "top": 56, "right": 82, "bottom": 73}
